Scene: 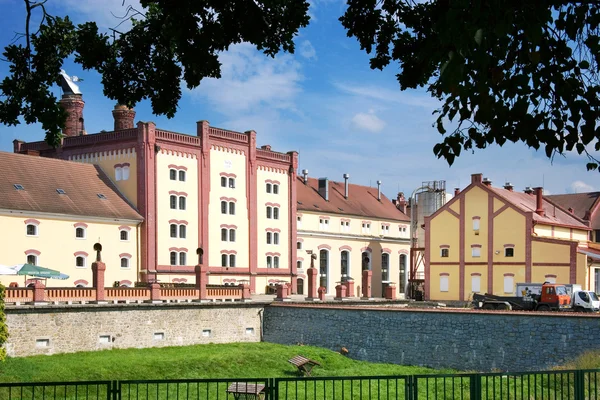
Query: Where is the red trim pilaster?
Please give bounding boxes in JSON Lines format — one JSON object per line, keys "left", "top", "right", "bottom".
{"left": 198, "top": 121, "right": 211, "bottom": 271}
{"left": 525, "top": 212, "right": 533, "bottom": 282}
{"left": 137, "top": 122, "right": 157, "bottom": 282}
{"left": 288, "top": 151, "right": 298, "bottom": 293}
{"left": 424, "top": 216, "right": 431, "bottom": 300}
{"left": 459, "top": 194, "right": 465, "bottom": 301}
{"left": 487, "top": 193, "right": 494, "bottom": 295}
{"left": 246, "top": 130, "right": 258, "bottom": 293}
{"left": 569, "top": 241, "right": 578, "bottom": 284}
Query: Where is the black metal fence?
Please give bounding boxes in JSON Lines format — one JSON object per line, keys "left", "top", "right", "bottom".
{"left": 1, "top": 369, "right": 600, "bottom": 399}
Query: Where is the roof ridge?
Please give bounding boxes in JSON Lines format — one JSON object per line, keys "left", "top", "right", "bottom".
{"left": 542, "top": 195, "right": 589, "bottom": 225}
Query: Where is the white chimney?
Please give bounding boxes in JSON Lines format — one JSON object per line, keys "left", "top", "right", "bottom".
{"left": 377, "top": 180, "right": 382, "bottom": 201}
{"left": 302, "top": 169, "right": 309, "bottom": 185}
{"left": 343, "top": 173, "right": 350, "bottom": 199}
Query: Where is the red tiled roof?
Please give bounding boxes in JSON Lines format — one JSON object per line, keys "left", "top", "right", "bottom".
{"left": 296, "top": 177, "right": 410, "bottom": 222}
{"left": 488, "top": 186, "right": 589, "bottom": 229}
{"left": 0, "top": 152, "right": 142, "bottom": 221}
{"left": 546, "top": 192, "right": 600, "bottom": 228}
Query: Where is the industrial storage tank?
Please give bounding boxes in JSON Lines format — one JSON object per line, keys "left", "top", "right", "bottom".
{"left": 414, "top": 181, "right": 447, "bottom": 247}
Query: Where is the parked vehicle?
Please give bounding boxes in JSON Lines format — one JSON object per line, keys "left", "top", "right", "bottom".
{"left": 472, "top": 282, "right": 600, "bottom": 312}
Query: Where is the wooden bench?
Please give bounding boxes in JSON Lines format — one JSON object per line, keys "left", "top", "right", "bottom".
{"left": 288, "top": 355, "right": 321, "bottom": 376}
{"left": 226, "top": 382, "right": 266, "bottom": 399}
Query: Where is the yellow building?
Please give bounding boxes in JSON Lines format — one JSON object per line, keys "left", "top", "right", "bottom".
{"left": 296, "top": 173, "right": 411, "bottom": 297}
{"left": 0, "top": 152, "right": 142, "bottom": 288}
{"left": 425, "top": 174, "right": 591, "bottom": 301}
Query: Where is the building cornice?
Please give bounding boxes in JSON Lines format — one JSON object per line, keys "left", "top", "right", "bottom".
{"left": 0, "top": 208, "right": 142, "bottom": 225}
{"left": 298, "top": 210, "right": 409, "bottom": 224}
{"left": 297, "top": 229, "right": 410, "bottom": 244}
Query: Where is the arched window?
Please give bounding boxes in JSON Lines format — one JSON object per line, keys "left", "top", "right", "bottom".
{"left": 361, "top": 251, "right": 371, "bottom": 271}
{"left": 399, "top": 254, "right": 407, "bottom": 294}
{"left": 75, "top": 227, "right": 85, "bottom": 239}
{"left": 266, "top": 256, "right": 273, "bottom": 268}
{"left": 170, "top": 252, "right": 177, "bottom": 266}
{"left": 221, "top": 228, "right": 228, "bottom": 241}
{"left": 341, "top": 250, "right": 349, "bottom": 278}
{"left": 229, "top": 254, "right": 236, "bottom": 267}
{"left": 297, "top": 241, "right": 302, "bottom": 250}
{"left": 179, "top": 225, "right": 186, "bottom": 239}
{"left": 179, "top": 252, "right": 187, "bottom": 266}
{"left": 76, "top": 256, "right": 86, "bottom": 268}
{"left": 274, "top": 232, "right": 279, "bottom": 245}
{"left": 221, "top": 254, "right": 228, "bottom": 267}
{"left": 273, "top": 207, "right": 279, "bottom": 220}
{"left": 221, "top": 177, "right": 227, "bottom": 187}
{"left": 178, "top": 170, "right": 185, "bottom": 181}
{"left": 381, "top": 253, "right": 390, "bottom": 281}
{"left": 27, "top": 254, "right": 37, "bottom": 265}
{"left": 122, "top": 165, "right": 130, "bottom": 180}
{"left": 170, "top": 224, "right": 178, "bottom": 238}
{"left": 274, "top": 256, "right": 280, "bottom": 268}
{"left": 221, "top": 201, "right": 227, "bottom": 214}
{"left": 297, "top": 260, "right": 302, "bottom": 270}
{"left": 115, "top": 167, "right": 123, "bottom": 181}
{"left": 170, "top": 195, "right": 177, "bottom": 209}
{"left": 120, "top": 230, "right": 129, "bottom": 241}
{"left": 266, "top": 232, "right": 272, "bottom": 244}
{"left": 229, "top": 229, "right": 236, "bottom": 242}
{"left": 229, "top": 202, "right": 235, "bottom": 215}
{"left": 319, "top": 250, "right": 329, "bottom": 291}
{"left": 26, "top": 224, "right": 37, "bottom": 236}
{"left": 179, "top": 196, "right": 186, "bottom": 210}
{"left": 273, "top": 184, "right": 279, "bottom": 194}
{"left": 228, "top": 178, "right": 235, "bottom": 188}
{"left": 266, "top": 183, "right": 272, "bottom": 193}
{"left": 121, "top": 257, "right": 130, "bottom": 268}
{"left": 266, "top": 206, "right": 272, "bottom": 218}
{"left": 170, "top": 169, "right": 177, "bottom": 180}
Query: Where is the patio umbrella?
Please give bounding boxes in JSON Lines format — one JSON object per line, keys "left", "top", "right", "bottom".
{"left": 13, "top": 264, "right": 62, "bottom": 278}
{"left": 0, "top": 264, "right": 17, "bottom": 275}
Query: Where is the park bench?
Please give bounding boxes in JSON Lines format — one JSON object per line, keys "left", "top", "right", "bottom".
{"left": 288, "top": 355, "right": 321, "bottom": 376}
{"left": 226, "top": 382, "right": 266, "bottom": 399}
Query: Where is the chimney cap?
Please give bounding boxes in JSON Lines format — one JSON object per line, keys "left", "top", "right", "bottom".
{"left": 302, "top": 169, "right": 308, "bottom": 175}
{"left": 377, "top": 180, "right": 382, "bottom": 185}
{"left": 343, "top": 173, "right": 350, "bottom": 179}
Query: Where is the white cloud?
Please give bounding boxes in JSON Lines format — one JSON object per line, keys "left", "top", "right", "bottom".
{"left": 188, "top": 43, "right": 303, "bottom": 116}
{"left": 334, "top": 82, "right": 440, "bottom": 109}
{"left": 351, "top": 110, "right": 385, "bottom": 133}
{"left": 299, "top": 40, "right": 317, "bottom": 59}
{"left": 570, "top": 180, "right": 596, "bottom": 193}
{"left": 54, "top": 0, "right": 143, "bottom": 30}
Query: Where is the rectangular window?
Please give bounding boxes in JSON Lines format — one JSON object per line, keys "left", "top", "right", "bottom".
{"left": 441, "top": 248, "right": 449, "bottom": 257}
{"left": 471, "top": 275, "right": 481, "bottom": 293}
{"left": 472, "top": 247, "right": 481, "bottom": 257}
{"left": 504, "top": 275, "right": 514, "bottom": 294}
{"left": 440, "top": 275, "right": 449, "bottom": 292}
{"left": 505, "top": 247, "right": 514, "bottom": 257}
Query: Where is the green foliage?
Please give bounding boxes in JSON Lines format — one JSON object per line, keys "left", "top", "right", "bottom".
{"left": 0, "top": 283, "right": 7, "bottom": 362}
{"left": 341, "top": 0, "right": 600, "bottom": 171}
{"left": 0, "top": 342, "right": 448, "bottom": 382}
{"left": 0, "top": 1, "right": 310, "bottom": 146}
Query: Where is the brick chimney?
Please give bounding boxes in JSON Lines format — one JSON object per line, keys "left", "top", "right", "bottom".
{"left": 534, "top": 187, "right": 545, "bottom": 216}
{"left": 112, "top": 104, "right": 136, "bottom": 130}
{"left": 396, "top": 192, "right": 407, "bottom": 214}
{"left": 503, "top": 182, "right": 514, "bottom": 191}
{"left": 482, "top": 177, "right": 492, "bottom": 187}
{"left": 471, "top": 173, "right": 483, "bottom": 184}
{"left": 60, "top": 94, "right": 85, "bottom": 137}
{"left": 454, "top": 188, "right": 460, "bottom": 196}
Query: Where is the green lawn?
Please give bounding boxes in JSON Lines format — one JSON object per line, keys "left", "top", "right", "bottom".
{"left": 0, "top": 342, "right": 449, "bottom": 383}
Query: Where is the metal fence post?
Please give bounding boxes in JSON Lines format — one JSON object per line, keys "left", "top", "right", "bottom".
{"left": 109, "top": 380, "right": 120, "bottom": 400}
{"left": 574, "top": 370, "right": 584, "bottom": 400}
{"left": 469, "top": 374, "right": 481, "bottom": 400}
{"left": 269, "top": 377, "right": 277, "bottom": 400}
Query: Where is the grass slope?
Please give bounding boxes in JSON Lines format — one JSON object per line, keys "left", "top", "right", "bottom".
{"left": 0, "top": 343, "right": 450, "bottom": 382}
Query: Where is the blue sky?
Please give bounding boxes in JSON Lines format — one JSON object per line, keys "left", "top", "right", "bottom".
{"left": 0, "top": 0, "right": 597, "bottom": 198}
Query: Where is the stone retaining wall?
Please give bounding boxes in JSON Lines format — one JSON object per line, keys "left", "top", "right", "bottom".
{"left": 262, "top": 305, "right": 600, "bottom": 371}
{"left": 5, "top": 302, "right": 264, "bottom": 357}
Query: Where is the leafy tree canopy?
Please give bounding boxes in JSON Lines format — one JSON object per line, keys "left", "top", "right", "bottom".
{"left": 341, "top": 0, "right": 600, "bottom": 171}
{"left": 0, "top": 0, "right": 310, "bottom": 147}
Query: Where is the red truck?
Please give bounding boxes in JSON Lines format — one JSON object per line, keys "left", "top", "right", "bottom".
{"left": 472, "top": 283, "right": 574, "bottom": 311}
